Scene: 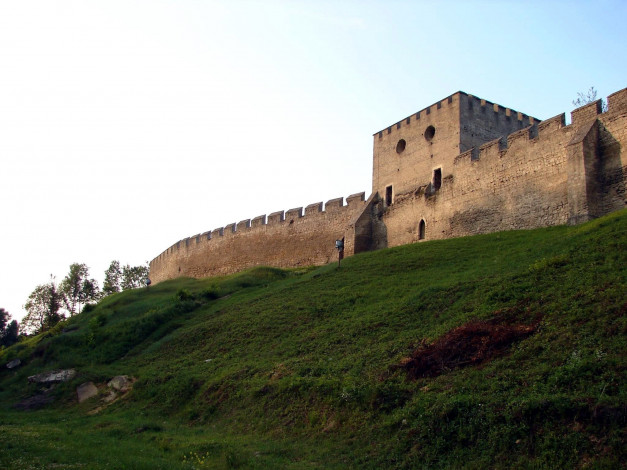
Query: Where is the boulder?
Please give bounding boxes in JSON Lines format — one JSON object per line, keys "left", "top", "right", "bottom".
{"left": 28, "top": 369, "right": 76, "bottom": 384}
{"left": 107, "top": 375, "right": 132, "bottom": 392}
{"left": 77, "top": 382, "right": 99, "bottom": 403}
{"left": 6, "top": 358, "right": 21, "bottom": 369}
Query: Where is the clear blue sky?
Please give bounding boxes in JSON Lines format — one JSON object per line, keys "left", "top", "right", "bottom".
{"left": 1, "top": 0, "right": 625, "bottom": 322}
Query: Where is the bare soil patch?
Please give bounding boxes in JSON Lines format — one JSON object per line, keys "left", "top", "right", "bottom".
{"left": 400, "top": 316, "right": 538, "bottom": 380}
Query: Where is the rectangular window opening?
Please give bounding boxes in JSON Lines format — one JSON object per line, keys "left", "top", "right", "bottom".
{"left": 433, "top": 168, "right": 442, "bottom": 191}
{"left": 385, "top": 185, "right": 393, "bottom": 206}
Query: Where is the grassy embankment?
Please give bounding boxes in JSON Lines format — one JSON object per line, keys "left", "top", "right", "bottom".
{"left": 0, "top": 209, "right": 625, "bottom": 469}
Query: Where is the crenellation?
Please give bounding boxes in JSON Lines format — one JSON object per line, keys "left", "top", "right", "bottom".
{"left": 453, "top": 149, "right": 474, "bottom": 165}
{"left": 237, "top": 219, "right": 251, "bottom": 231}
{"left": 285, "top": 207, "right": 303, "bottom": 220}
{"left": 306, "top": 202, "right": 323, "bottom": 215}
{"left": 346, "top": 192, "right": 366, "bottom": 205}
{"left": 251, "top": 215, "right": 266, "bottom": 227}
{"left": 571, "top": 100, "right": 602, "bottom": 125}
{"left": 325, "top": 197, "right": 344, "bottom": 212}
{"left": 211, "top": 227, "right": 224, "bottom": 238}
{"left": 375, "top": 93, "right": 458, "bottom": 136}
{"left": 537, "top": 113, "right": 565, "bottom": 136}
{"left": 507, "top": 126, "right": 533, "bottom": 147}
{"left": 225, "top": 223, "right": 236, "bottom": 234}
{"left": 267, "top": 211, "right": 285, "bottom": 225}
{"left": 607, "top": 88, "right": 627, "bottom": 114}
{"left": 202, "top": 231, "right": 212, "bottom": 240}
{"left": 478, "top": 137, "right": 505, "bottom": 161}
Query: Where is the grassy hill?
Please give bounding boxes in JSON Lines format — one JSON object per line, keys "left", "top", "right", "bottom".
{"left": 1, "top": 209, "right": 625, "bottom": 469}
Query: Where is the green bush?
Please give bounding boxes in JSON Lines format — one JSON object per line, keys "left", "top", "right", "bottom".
{"left": 175, "top": 289, "right": 193, "bottom": 301}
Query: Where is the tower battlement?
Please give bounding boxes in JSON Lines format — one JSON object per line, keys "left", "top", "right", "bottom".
{"left": 375, "top": 92, "right": 538, "bottom": 140}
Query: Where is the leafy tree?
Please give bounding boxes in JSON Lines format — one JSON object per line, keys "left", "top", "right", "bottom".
{"left": 2, "top": 320, "right": 19, "bottom": 347}
{"left": 0, "top": 308, "right": 19, "bottom": 347}
{"left": 0, "top": 308, "right": 9, "bottom": 332}
{"left": 572, "top": 86, "right": 608, "bottom": 112}
{"left": 80, "top": 278, "right": 100, "bottom": 310}
{"left": 121, "top": 264, "right": 150, "bottom": 290}
{"left": 59, "top": 263, "right": 100, "bottom": 315}
{"left": 103, "top": 260, "right": 122, "bottom": 296}
{"left": 23, "top": 277, "right": 63, "bottom": 334}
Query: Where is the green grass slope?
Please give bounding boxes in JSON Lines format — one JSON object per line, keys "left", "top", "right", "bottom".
{"left": 1, "top": 209, "right": 626, "bottom": 469}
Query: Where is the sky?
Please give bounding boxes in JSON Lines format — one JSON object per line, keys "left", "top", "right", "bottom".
{"left": 1, "top": 0, "right": 625, "bottom": 323}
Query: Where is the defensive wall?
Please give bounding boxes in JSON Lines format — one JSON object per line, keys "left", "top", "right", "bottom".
{"left": 149, "top": 193, "right": 366, "bottom": 284}
{"left": 150, "top": 87, "right": 627, "bottom": 284}
{"left": 366, "top": 88, "right": 627, "bottom": 248}
{"left": 372, "top": 91, "right": 539, "bottom": 200}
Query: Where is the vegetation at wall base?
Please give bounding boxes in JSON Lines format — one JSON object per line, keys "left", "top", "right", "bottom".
{"left": 1, "top": 209, "right": 626, "bottom": 469}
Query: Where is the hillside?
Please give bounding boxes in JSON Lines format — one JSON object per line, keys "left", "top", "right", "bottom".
{"left": 1, "top": 209, "right": 626, "bottom": 469}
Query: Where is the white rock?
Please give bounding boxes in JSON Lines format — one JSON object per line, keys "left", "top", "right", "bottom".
{"left": 28, "top": 369, "right": 76, "bottom": 383}
{"left": 107, "top": 375, "right": 132, "bottom": 392}
{"left": 6, "top": 359, "right": 21, "bottom": 369}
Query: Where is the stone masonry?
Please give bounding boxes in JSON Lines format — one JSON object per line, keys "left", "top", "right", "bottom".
{"left": 150, "top": 87, "right": 627, "bottom": 284}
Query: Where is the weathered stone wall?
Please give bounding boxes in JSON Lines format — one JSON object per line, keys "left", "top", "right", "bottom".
{"left": 459, "top": 93, "right": 539, "bottom": 153}
{"left": 378, "top": 88, "right": 627, "bottom": 247}
{"left": 598, "top": 89, "right": 627, "bottom": 214}
{"left": 381, "top": 116, "right": 571, "bottom": 247}
{"left": 149, "top": 193, "right": 366, "bottom": 283}
{"left": 372, "top": 94, "right": 462, "bottom": 201}
{"left": 372, "top": 92, "right": 538, "bottom": 204}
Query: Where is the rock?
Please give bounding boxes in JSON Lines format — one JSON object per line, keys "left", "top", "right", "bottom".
{"left": 28, "top": 369, "right": 76, "bottom": 384}
{"left": 103, "top": 390, "right": 117, "bottom": 403}
{"left": 6, "top": 358, "right": 21, "bottom": 369}
{"left": 107, "top": 375, "right": 132, "bottom": 392}
{"left": 77, "top": 382, "right": 99, "bottom": 403}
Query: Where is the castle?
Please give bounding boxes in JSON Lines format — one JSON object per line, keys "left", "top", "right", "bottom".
{"left": 149, "top": 88, "right": 627, "bottom": 284}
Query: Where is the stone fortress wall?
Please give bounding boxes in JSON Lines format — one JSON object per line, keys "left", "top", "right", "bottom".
{"left": 370, "top": 88, "right": 627, "bottom": 249}
{"left": 149, "top": 193, "right": 367, "bottom": 284}
{"left": 150, "top": 87, "right": 627, "bottom": 284}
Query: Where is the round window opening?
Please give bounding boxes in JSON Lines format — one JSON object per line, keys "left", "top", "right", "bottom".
{"left": 424, "top": 125, "right": 436, "bottom": 141}
{"left": 396, "top": 139, "right": 406, "bottom": 154}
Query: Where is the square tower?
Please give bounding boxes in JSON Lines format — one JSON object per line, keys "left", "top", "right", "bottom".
{"left": 372, "top": 92, "right": 538, "bottom": 203}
